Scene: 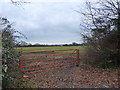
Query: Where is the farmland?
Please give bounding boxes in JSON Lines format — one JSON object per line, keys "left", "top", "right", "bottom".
{"left": 16, "top": 46, "right": 86, "bottom": 53}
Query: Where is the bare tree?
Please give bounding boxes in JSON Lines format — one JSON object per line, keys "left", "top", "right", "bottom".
{"left": 78, "top": 0, "right": 120, "bottom": 68}
{"left": 11, "top": 0, "right": 30, "bottom": 5}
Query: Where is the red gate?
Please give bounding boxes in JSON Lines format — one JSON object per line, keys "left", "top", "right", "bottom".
{"left": 19, "top": 49, "right": 80, "bottom": 74}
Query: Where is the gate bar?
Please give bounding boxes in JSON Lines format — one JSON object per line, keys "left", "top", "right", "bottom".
{"left": 19, "top": 49, "right": 80, "bottom": 74}
{"left": 28, "top": 63, "right": 76, "bottom": 74}
{"left": 22, "top": 49, "right": 76, "bottom": 53}
{"left": 22, "top": 61, "right": 77, "bottom": 72}
{"left": 21, "top": 52, "right": 76, "bottom": 59}
{"left": 22, "top": 58, "right": 76, "bottom": 68}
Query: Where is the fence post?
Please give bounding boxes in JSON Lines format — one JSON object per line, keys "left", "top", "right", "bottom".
{"left": 76, "top": 49, "right": 80, "bottom": 66}
{"left": 19, "top": 52, "right": 22, "bottom": 73}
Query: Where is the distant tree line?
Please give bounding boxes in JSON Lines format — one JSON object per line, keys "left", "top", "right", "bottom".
{"left": 16, "top": 41, "right": 87, "bottom": 47}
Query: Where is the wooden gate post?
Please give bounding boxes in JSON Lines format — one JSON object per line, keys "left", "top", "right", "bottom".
{"left": 19, "top": 52, "right": 22, "bottom": 73}
{"left": 76, "top": 49, "right": 80, "bottom": 66}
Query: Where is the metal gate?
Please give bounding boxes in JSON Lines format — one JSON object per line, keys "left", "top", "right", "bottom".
{"left": 19, "top": 49, "right": 80, "bottom": 74}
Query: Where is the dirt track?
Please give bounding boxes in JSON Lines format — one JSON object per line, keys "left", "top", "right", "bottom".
{"left": 28, "top": 67, "right": 119, "bottom": 88}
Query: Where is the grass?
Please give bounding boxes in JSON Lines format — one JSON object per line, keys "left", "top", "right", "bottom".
{"left": 16, "top": 46, "right": 86, "bottom": 53}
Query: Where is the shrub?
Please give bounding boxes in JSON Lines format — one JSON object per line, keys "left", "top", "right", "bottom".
{"left": 1, "top": 17, "right": 23, "bottom": 88}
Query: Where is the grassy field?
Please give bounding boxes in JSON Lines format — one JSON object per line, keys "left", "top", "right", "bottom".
{"left": 16, "top": 46, "right": 86, "bottom": 53}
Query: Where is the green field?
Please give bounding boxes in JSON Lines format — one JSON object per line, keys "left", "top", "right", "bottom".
{"left": 16, "top": 46, "right": 86, "bottom": 53}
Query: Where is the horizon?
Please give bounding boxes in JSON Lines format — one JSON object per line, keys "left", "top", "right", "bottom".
{"left": 19, "top": 41, "right": 83, "bottom": 45}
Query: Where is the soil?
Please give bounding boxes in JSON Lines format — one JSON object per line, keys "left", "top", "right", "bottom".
{"left": 26, "top": 66, "right": 119, "bottom": 88}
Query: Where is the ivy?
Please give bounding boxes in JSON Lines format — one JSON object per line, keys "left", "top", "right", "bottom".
{"left": 1, "top": 17, "right": 24, "bottom": 88}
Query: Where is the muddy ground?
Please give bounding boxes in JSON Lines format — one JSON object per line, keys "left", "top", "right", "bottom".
{"left": 25, "top": 66, "right": 119, "bottom": 88}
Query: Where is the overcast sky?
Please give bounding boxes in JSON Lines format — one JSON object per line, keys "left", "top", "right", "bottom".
{"left": 0, "top": 0, "right": 90, "bottom": 44}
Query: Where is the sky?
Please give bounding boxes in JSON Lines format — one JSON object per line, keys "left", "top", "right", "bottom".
{"left": 0, "top": 0, "right": 90, "bottom": 45}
